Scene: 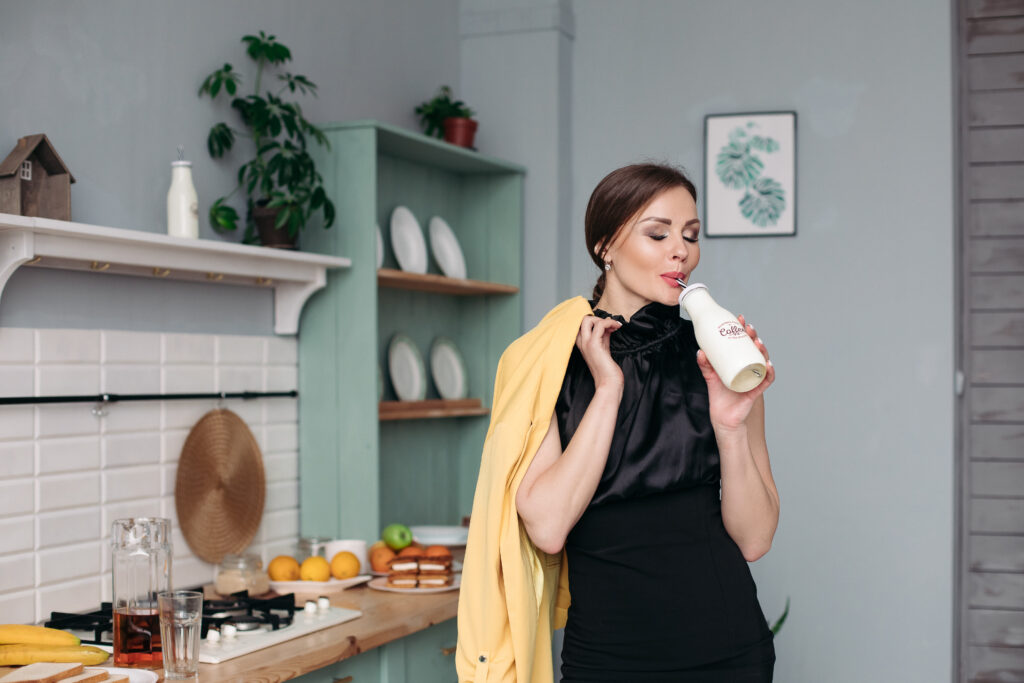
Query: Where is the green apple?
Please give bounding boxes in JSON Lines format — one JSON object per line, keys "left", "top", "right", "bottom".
{"left": 381, "top": 523, "right": 413, "bottom": 551}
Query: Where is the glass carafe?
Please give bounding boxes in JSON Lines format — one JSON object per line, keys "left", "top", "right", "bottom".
{"left": 111, "top": 517, "right": 172, "bottom": 666}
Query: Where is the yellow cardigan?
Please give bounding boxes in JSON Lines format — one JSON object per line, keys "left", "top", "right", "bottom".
{"left": 456, "top": 296, "right": 593, "bottom": 683}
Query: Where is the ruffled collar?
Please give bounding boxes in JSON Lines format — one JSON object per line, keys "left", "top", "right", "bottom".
{"left": 591, "top": 300, "right": 682, "bottom": 353}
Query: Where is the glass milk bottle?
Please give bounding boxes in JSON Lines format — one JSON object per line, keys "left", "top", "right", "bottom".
{"left": 678, "top": 283, "right": 767, "bottom": 393}
{"left": 167, "top": 158, "right": 199, "bottom": 239}
{"left": 111, "top": 517, "right": 172, "bottom": 666}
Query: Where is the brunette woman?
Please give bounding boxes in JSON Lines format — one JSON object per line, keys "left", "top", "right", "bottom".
{"left": 515, "top": 163, "right": 780, "bottom": 681}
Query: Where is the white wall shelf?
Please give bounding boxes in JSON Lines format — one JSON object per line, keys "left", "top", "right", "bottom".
{"left": 0, "top": 213, "right": 351, "bottom": 335}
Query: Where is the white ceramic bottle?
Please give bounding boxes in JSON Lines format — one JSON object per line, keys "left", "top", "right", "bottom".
{"left": 678, "top": 283, "right": 767, "bottom": 393}
{"left": 167, "top": 159, "right": 199, "bottom": 239}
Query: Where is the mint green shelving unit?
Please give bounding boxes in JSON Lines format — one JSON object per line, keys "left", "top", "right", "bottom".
{"left": 299, "top": 120, "right": 523, "bottom": 543}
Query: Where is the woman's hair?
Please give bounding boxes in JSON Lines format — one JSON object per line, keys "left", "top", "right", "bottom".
{"left": 585, "top": 163, "right": 697, "bottom": 300}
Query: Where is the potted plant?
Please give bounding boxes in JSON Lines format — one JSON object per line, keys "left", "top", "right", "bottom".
{"left": 198, "top": 31, "right": 334, "bottom": 248}
{"left": 415, "top": 85, "right": 478, "bottom": 149}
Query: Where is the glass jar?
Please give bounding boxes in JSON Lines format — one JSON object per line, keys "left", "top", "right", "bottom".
{"left": 295, "top": 536, "right": 331, "bottom": 563}
{"left": 111, "top": 517, "right": 171, "bottom": 666}
{"left": 214, "top": 553, "right": 270, "bottom": 596}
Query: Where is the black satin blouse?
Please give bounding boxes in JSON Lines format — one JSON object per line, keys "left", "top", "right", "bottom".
{"left": 554, "top": 300, "right": 720, "bottom": 506}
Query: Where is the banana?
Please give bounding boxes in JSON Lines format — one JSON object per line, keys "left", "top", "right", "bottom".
{"left": 0, "top": 624, "right": 79, "bottom": 647}
{"left": 0, "top": 644, "right": 109, "bottom": 666}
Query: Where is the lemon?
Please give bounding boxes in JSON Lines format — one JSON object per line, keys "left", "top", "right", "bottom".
{"left": 299, "top": 555, "right": 331, "bottom": 582}
{"left": 330, "top": 551, "right": 361, "bottom": 580}
{"left": 267, "top": 555, "right": 301, "bottom": 581}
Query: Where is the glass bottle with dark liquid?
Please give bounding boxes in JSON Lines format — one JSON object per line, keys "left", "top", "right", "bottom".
{"left": 111, "top": 518, "right": 172, "bottom": 666}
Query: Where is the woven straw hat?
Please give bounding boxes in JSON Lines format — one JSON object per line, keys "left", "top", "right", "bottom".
{"left": 175, "top": 409, "right": 266, "bottom": 563}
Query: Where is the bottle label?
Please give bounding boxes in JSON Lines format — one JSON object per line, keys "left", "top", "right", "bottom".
{"left": 717, "top": 321, "right": 746, "bottom": 339}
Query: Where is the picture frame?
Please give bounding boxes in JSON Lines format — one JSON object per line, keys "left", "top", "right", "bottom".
{"left": 703, "top": 111, "right": 797, "bottom": 238}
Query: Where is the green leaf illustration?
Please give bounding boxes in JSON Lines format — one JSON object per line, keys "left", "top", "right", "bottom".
{"left": 739, "top": 177, "right": 786, "bottom": 227}
{"left": 716, "top": 141, "right": 763, "bottom": 190}
{"left": 749, "top": 135, "right": 779, "bottom": 153}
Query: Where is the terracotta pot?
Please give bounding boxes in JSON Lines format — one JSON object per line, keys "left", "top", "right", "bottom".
{"left": 443, "top": 117, "right": 478, "bottom": 149}
{"left": 251, "top": 204, "right": 298, "bottom": 249}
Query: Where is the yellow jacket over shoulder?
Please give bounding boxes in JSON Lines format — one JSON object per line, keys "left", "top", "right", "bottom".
{"left": 456, "top": 296, "right": 593, "bottom": 683}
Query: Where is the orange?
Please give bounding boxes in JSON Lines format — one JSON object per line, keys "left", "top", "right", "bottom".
{"left": 330, "top": 551, "right": 361, "bottom": 579}
{"left": 369, "top": 543, "right": 396, "bottom": 573}
{"left": 267, "top": 555, "right": 300, "bottom": 581}
{"left": 299, "top": 555, "right": 331, "bottom": 582}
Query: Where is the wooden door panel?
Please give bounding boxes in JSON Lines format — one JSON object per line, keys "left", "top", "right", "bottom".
{"left": 968, "top": 53, "right": 1024, "bottom": 90}
{"left": 971, "top": 387, "right": 1024, "bottom": 422}
{"left": 972, "top": 312, "right": 1024, "bottom": 346}
{"left": 970, "top": 91, "right": 1024, "bottom": 126}
{"left": 971, "top": 239, "right": 1024, "bottom": 272}
{"left": 972, "top": 535, "right": 1024, "bottom": 571}
{"left": 970, "top": 165, "right": 1024, "bottom": 200}
{"left": 972, "top": 498, "right": 1024, "bottom": 533}
{"left": 972, "top": 424, "right": 1024, "bottom": 459}
{"left": 971, "top": 572, "right": 1024, "bottom": 608}
{"left": 967, "top": 16, "right": 1024, "bottom": 54}
{"left": 973, "top": 461, "right": 1024, "bottom": 495}
{"left": 972, "top": 275, "right": 1024, "bottom": 310}
{"left": 971, "top": 203, "right": 1024, "bottom": 237}
{"left": 967, "top": 0, "right": 1024, "bottom": 20}
{"left": 970, "top": 609, "right": 1024, "bottom": 646}
{"left": 971, "top": 349, "right": 1024, "bottom": 383}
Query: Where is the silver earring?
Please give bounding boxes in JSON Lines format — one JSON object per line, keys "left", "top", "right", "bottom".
{"left": 604, "top": 262, "right": 611, "bottom": 271}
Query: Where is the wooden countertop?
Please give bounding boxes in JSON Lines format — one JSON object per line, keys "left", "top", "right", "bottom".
{"left": 0, "top": 584, "right": 459, "bottom": 683}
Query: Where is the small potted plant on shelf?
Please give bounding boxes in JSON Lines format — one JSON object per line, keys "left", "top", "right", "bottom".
{"left": 198, "top": 31, "right": 334, "bottom": 248}
{"left": 415, "top": 85, "right": 478, "bottom": 149}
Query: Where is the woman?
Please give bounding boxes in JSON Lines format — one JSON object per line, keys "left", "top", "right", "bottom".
{"left": 514, "top": 163, "right": 780, "bottom": 681}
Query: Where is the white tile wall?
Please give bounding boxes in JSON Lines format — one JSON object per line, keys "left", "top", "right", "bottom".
{"left": 0, "top": 328, "right": 300, "bottom": 623}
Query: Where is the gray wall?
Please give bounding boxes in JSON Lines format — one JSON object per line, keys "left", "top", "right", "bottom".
{"left": 0, "top": 0, "right": 461, "bottom": 333}
{"left": 568, "top": 2, "right": 954, "bottom": 681}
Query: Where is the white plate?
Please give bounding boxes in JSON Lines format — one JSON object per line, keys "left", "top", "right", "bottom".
{"left": 269, "top": 575, "right": 372, "bottom": 594}
{"left": 367, "top": 574, "right": 461, "bottom": 594}
{"left": 390, "top": 206, "right": 427, "bottom": 274}
{"left": 388, "top": 334, "right": 427, "bottom": 401}
{"left": 411, "top": 525, "right": 469, "bottom": 546}
{"left": 92, "top": 668, "right": 159, "bottom": 683}
{"left": 430, "top": 337, "right": 468, "bottom": 400}
{"left": 375, "top": 223, "right": 384, "bottom": 269}
{"left": 428, "top": 216, "right": 467, "bottom": 279}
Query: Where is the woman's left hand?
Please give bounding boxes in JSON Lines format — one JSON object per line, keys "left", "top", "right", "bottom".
{"left": 696, "top": 314, "right": 775, "bottom": 433}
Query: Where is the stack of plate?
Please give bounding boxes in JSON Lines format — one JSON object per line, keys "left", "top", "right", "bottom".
{"left": 386, "top": 334, "right": 468, "bottom": 401}
{"left": 386, "top": 206, "right": 467, "bottom": 279}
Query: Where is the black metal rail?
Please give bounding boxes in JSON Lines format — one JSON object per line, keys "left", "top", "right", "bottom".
{"left": 0, "top": 390, "right": 297, "bottom": 406}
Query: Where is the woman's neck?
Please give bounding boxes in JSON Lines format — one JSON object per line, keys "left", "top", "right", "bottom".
{"left": 594, "top": 285, "right": 650, "bottom": 323}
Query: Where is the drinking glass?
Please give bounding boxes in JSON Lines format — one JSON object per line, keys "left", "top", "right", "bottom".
{"left": 157, "top": 591, "right": 203, "bottom": 679}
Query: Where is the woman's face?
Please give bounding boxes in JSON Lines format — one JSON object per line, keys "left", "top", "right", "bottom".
{"left": 600, "top": 186, "right": 701, "bottom": 313}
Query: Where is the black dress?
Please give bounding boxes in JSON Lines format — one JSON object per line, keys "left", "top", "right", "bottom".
{"left": 555, "top": 301, "right": 775, "bottom": 682}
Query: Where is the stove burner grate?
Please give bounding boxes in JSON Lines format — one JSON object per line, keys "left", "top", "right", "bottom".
{"left": 44, "top": 589, "right": 297, "bottom": 645}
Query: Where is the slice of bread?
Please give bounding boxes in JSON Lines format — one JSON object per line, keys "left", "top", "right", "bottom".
{"left": 0, "top": 662, "right": 85, "bottom": 682}
{"left": 60, "top": 669, "right": 109, "bottom": 683}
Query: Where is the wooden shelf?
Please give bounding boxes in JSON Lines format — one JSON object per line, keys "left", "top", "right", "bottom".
{"left": 0, "top": 213, "right": 350, "bottom": 334}
{"left": 378, "top": 398, "right": 490, "bottom": 421}
{"left": 377, "top": 268, "right": 518, "bottom": 295}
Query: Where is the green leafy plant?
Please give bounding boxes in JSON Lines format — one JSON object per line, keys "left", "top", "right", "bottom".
{"left": 198, "top": 31, "right": 334, "bottom": 241}
{"left": 770, "top": 597, "right": 790, "bottom": 635}
{"left": 414, "top": 85, "right": 475, "bottom": 139}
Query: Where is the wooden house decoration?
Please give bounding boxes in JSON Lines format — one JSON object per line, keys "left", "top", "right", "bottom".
{"left": 0, "top": 134, "right": 75, "bottom": 221}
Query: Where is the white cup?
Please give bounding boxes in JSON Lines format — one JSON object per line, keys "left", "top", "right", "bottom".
{"left": 323, "top": 539, "right": 368, "bottom": 574}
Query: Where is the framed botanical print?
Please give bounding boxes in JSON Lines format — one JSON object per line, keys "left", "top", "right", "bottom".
{"left": 703, "top": 111, "right": 797, "bottom": 237}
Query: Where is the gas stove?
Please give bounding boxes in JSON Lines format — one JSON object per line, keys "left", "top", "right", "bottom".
{"left": 45, "top": 589, "right": 362, "bottom": 664}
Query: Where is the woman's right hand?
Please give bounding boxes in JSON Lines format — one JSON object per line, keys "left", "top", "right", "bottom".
{"left": 576, "top": 316, "right": 623, "bottom": 390}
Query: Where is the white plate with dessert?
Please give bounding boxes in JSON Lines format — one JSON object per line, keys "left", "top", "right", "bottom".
{"left": 367, "top": 574, "right": 461, "bottom": 594}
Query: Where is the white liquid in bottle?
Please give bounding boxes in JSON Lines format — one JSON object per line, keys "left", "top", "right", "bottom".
{"left": 167, "top": 160, "right": 199, "bottom": 239}
{"left": 678, "top": 283, "right": 766, "bottom": 393}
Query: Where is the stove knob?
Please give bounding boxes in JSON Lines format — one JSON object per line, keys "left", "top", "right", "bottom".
{"left": 317, "top": 596, "right": 331, "bottom": 613}
{"left": 304, "top": 600, "right": 318, "bottom": 615}
{"left": 206, "top": 628, "right": 221, "bottom": 644}
{"left": 222, "top": 624, "right": 238, "bottom": 640}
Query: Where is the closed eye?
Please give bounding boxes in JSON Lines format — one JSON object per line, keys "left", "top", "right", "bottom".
{"left": 683, "top": 235, "right": 699, "bottom": 244}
